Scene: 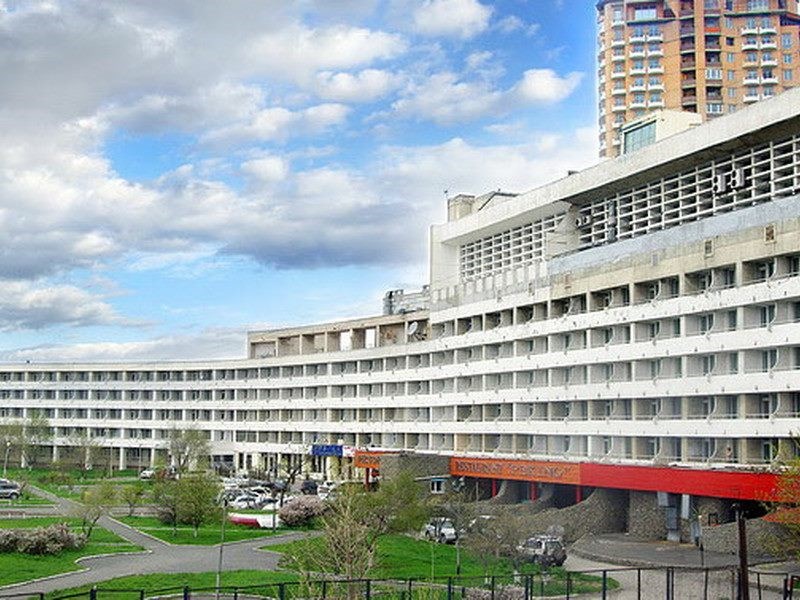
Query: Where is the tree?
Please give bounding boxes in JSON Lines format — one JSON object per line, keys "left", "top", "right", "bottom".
{"left": 0, "top": 422, "right": 22, "bottom": 476}
{"left": 18, "top": 411, "right": 52, "bottom": 467}
{"left": 462, "top": 512, "right": 530, "bottom": 579}
{"left": 121, "top": 482, "right": 147, "bottom": 517}
{"left": 68, "top": 429, "right": 100, "bottom": 472}
{"left": 768, "top": 454, "right": 800, "bottom": 557}
{"left": 153, "top": 480, "right": 180, "bottom": 534}
{"left": 284, "top": 471, "right": 431, "bottom": 592}
{"left": 175, "top": 472, "right": 221, "bottom": 537}
{"left": 168, "top": 428, "right": 210, "bottom": 475}
{"left": 73, "top": 481, "right": 117, "bottom": 539}
{"left": 434, "top": 487, "right": 476, "bottom": 575}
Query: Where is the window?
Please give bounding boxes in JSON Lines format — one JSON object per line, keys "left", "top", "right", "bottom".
{"left": 761, "top": 16, "right": 772, "bottom": 28}
{"left": 727, "top": 69, "right": 736, "bottom": 81}
{"left": 648, "top": 25, "right": 660, "bottom": 36}
{"left": 701, "top": 356, "right": 716, "bottom": 375}
{"left": 785, "top": 54, "right": 794, "bottom": 64}
{"left": 726, "top": 37, "right": 734, "bottom": 46}
{"left": 613, "top": 6, "right": 623, "bottom": 21}
{"left": 761, "top": 348, "right": 778, "bottom": 372}
{"left": 746, "top": 18, "right": 758, "bottom": 30}
{"left": 699, "top": 313, "right": 714, "bottom": 334}
{"left": 707, "top": 103, "right": 723, "bottom": 114}
{"left": 785, "top": 69, "right": 793, "bottom": 81}
{"left": 763, "top": 67, "right": 774, "bottom": 79}
{"left": 727, "top": 52, "right": 735, "bottom": 62}
{"left": 648, "top": 75, "right": 661, "bottom": 86}
{"left": 728, "top": 88, "right": 737, "bottom": 98}
{"left": 633, "top": 7, "right": 657, "bottom": 20}
{"left": 746, "top": 0, "right": 769, "bottom": 9}
{"left": 759, "top": 304, "right": 776, "bottom": 326}
{"left": 648, "top": 57, "right": 660, "bottom": 69}
{"left": 783, "top": 33, "right": 794, "bottom": 48}
{"left": 706, "top": 68, "right": 722, "bottom": 79}
{"left": 623, "top": 120, "right": 656, "bottom": 154}
{"left": 762, "top": 52, "right": 773, "bottom": 63}
{"left": 745, "top": 51, "right": 758, "bottom": 63}
{"left": 633, "top": 92, "right": 646, "bottom": 104}
{"left": 650, "top": 91, "right": 662, "bottom": 103}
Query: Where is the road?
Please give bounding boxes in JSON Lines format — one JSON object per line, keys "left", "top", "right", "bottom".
{"left": 0, "top": 486, "right": 309, "bottom": 596}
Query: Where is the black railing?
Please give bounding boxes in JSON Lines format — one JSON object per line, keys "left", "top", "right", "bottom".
{"left": 6, "top": 567, "right": 800, "bottom": 600}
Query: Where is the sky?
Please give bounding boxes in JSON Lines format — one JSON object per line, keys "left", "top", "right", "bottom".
{"left": 0, "top": 0, "right": 600, "bottom": 363}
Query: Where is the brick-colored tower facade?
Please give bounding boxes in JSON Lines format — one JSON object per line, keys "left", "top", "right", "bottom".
{"left": 597, "top": 0, "right": 800, "bottom": 158}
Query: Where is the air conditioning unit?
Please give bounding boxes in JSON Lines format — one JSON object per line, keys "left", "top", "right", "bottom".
{"left": 712, "top": 173, "right": 727, "bottom": 194}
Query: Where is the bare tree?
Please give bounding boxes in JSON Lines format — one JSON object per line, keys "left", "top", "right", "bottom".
{"left": 121, "top": 482, "right": 147, "bottom": 517}
{"left": 69, "top": 429, "right": 101, "bottom": 471}
{"left": 73, "top": 481, "right": 117, "bottom": 538}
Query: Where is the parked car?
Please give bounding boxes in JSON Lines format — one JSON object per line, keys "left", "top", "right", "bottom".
{"left": 422, "top": 517, "right": 458, "bottom": 544}
{"left": 139, "top": 468, "right": 155, "bottom": 480}
{"left": 300, "top": 479, "right": 318, "bottom": 495}
{"left": 517, "top": 535, "right": 567, "bottom": 567}
{"left": 0, "top": 481, "right": 21, "bottom": 500}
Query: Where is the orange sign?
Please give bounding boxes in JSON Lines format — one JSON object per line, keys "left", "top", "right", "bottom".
{"left": 450, "top": 457, "right": 580, "bottom": 485}
{"left": 354, "top": 450, "right": 384, "bottom": 469}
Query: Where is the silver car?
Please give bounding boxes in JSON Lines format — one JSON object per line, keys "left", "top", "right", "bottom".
{"left": 422, "top": 517, "right": 458, "bottom": 543}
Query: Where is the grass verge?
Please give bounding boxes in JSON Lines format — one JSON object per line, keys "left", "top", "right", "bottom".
{"left": 0, "top": 517, "right": 143, "bottom": 587}
{"left": 43, "top": 571, "right": 300, "bottom": 600}
{"left": 270, "top": 534, "right": 616, "bottom": 596}
{"left": 117, "top": 516, "right": 281, "bottom": 545}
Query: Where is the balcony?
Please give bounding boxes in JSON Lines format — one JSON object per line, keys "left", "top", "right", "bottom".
{"left": 761, "top": 40, "right": 777, "bottom": 49}
{"left": 680, "top": 27, "right": 695, "bottom": 37}
{"left": 612, "top": 104, "right": 627, "bottom": 112}
{"left": 648, "top": 99, "right": 665, "bottom": 107}
{"left": 680, "top": 43, "right": 696, "bottom": 53}
{"left": 762, "top": 58, "right": 778, "bottom": 66}
{"left": 743, "top": 76, "right": 760, "bottom": 85}
{"left": 681, "top": 78, "right": 697, "bottom": 88}
{"left": 742, "top": 41, "right": 759, "bottom": 50}
{"left": 741, "top": 27, "right": 759, "bottom": 35}
{"left": 760, "top": 26, "right": 777, "bottom": 35}
{"left": 629, "top": 49, "right": 646, "bottom": 58}
{"left": 682, "top": 95, "right": 698, "bottom": 105}
{"left": 612, "top": 87, "right": 627, "bottom": 95}
{"left": 629, "top": 34, "right": 646, "bottom": 43}
{"left": 681, "top": 59, "right": 697, "bottom": 70}
{"left": 762, "top": 76, "right": 779, "bottom": 84}
{"left": 744, "top": 93, "right": 760, "bottom": 102}
{"left": 648, "top": 66, "right": 664, "bottom": 74}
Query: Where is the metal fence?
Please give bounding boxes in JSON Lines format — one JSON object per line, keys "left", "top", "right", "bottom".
{"left": 3, "top": 567, "right": 799, "bottom": 600}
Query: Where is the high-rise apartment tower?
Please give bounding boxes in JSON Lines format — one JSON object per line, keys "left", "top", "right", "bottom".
{"left": 597, "top": 0, "right": 800, "bottom": 158}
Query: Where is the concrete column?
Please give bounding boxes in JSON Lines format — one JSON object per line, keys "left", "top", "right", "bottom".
{"left": 118, "top": 447, "right": 126, "bottom": 471}
{"left": 52, "top": 445, "right": 60, "bottom": 463}
{"left": 149, "top": 447, "right": 156, "bottom": 468}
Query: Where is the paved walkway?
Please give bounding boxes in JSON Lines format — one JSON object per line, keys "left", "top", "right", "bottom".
{"left": 0, "top": 486, "right": 311, "bottom": 596}
{"left": 569, "top": 534, "right": 800, "bottom": 599}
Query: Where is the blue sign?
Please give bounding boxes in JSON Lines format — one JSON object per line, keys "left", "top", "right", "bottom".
{"left": 311, "top": 444, "right": 343, "bottom": 457}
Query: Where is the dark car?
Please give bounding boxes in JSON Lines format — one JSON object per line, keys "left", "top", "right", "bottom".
{"left": 0, "top": 481, "right": 21, "bottom": 500}
{"left": 300, "top": 479, "right": 318, "bottom": 495}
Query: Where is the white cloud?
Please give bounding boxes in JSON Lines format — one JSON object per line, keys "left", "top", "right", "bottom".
{"left": 392, "top": 68, "right": 584, "bottom": 124}
{"left": 241, "top": 156, "right": 290, "bottom": 184}
{"left": 0, "top": 280, "right": 135, "bottom": 331}
{"left": 202, "top": 103, "right": 350, "bottom": 145}
{"left": 314, "top": 69, "right": 400, "bottom": 102}
{"left": 0, "top": 328, "right": 246, "bottom": 362}
{"left": 412, "top": 0, "right": 492, "bottom": 39}
{"left": 496, "top": 15, "right": 523, "bottom": 33}
{"left": 514, "top": 69, "right": 584, "bottom": 103}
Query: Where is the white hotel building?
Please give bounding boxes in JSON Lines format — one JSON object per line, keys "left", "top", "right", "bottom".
{"left": 2, "top": 87, "right": 800, "bottom": 522}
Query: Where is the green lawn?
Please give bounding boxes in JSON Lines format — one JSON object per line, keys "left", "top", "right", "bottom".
{"left": 0, "top": 517, "right": 144, "bottom": 587}
{"left": 44, "top": 571, "right": 300, "bottom": 600}
{"left": 117, "top": 516, "right": 281, "bottom": 545}
{"left": 5, "top": 467, "right": 145, "bottom": 501}
{"left": 270, "top": 534, "right": 614, "bottom": 596}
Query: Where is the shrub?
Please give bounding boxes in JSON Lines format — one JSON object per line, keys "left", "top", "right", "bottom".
{"left": 0, "top": 523, "right": 86, "bottom": 555}
{"left": 278, "top": 495, "right": 327, "bottom": 527}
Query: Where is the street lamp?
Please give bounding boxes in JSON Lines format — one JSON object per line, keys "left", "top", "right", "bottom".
{"left": 3, "top": 441, "right": 10, "bottom": 478}
{"left": 215, "top": 499, "right": 228, "bottom": 600}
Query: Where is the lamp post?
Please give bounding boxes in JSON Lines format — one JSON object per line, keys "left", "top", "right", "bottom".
{"left": 215, "top": 499, "right": 228, "bottom": 600}
{"left": 3, "top": 441, "right": 10, "bottom": 478}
